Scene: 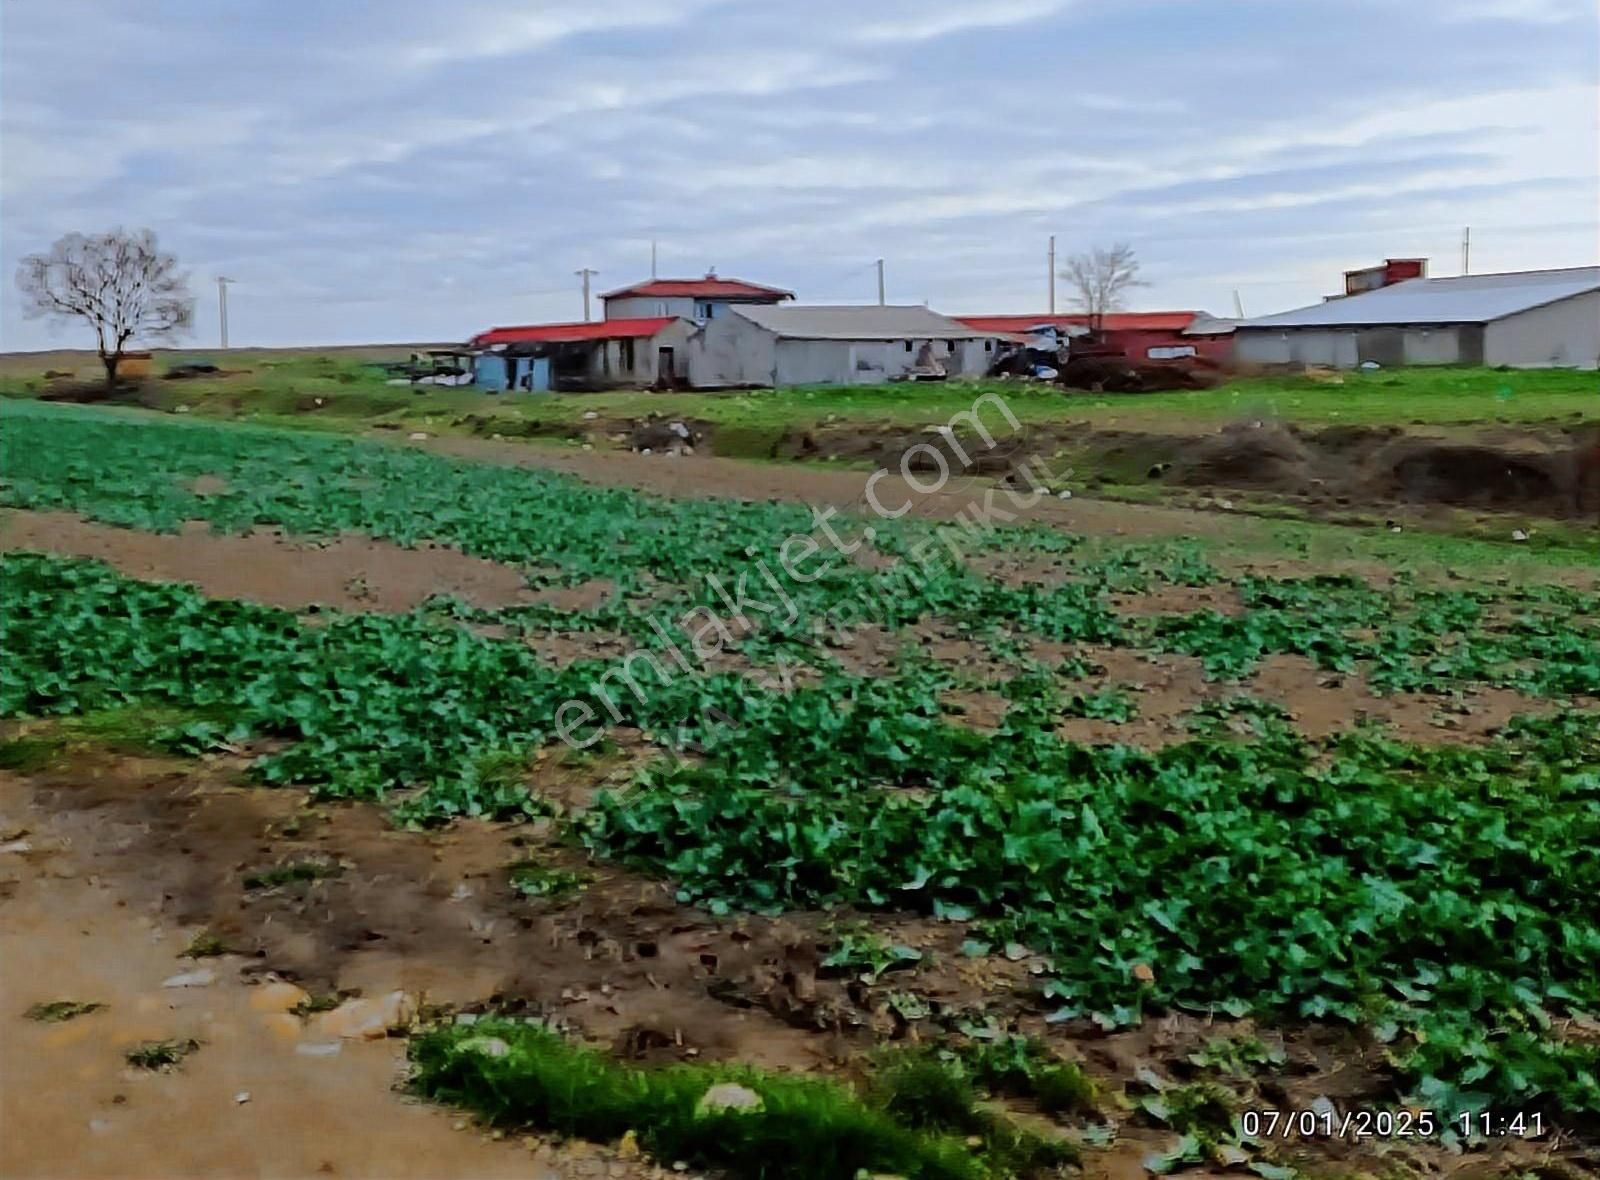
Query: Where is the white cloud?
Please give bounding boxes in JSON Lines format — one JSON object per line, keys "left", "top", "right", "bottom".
{"left": 853, "top": 0, "right": 1070, "bottom": 43}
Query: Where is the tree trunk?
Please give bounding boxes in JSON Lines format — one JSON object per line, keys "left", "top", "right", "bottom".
{"left": 102, "top": 352, "right": 119, "bottom": 389}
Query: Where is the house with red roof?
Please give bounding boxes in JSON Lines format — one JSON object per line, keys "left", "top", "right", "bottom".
{"left": 601, "top": 272, "right": 794, "bottom": 322}
{"left": 954, "top": 312, "right": 1232, "bottom": 366}
{"left": 466, "top": 316, "right": 696, "bottom": 391}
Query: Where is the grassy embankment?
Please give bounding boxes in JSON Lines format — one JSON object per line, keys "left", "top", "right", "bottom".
{"left": 2, "top": 352, "right": 1595, "bottom": 435}
{"left": 3, "top": 354, "right": 1594, "bottom": 555}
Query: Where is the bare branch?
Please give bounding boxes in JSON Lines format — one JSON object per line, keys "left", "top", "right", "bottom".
{"left": 15, "top": 228, "right": 194, "bottom": 386}
{"left": 1059, "top": 241, "right": 1147, "bottom": 332}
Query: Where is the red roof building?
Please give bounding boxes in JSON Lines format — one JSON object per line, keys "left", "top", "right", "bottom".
{"left": 954, "top": 311, "right": 1231, "bottom": 365}
{"left": 468, "top": 317, "right": 679, "bottom": 348}
{"left": 601, "top": 273, "right": 794, "bottom": 322}
{"left": 466, "top": 317, "right": 694, "bottom": 391}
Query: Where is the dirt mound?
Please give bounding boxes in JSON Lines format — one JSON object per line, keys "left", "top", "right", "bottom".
{"left": 1058, "top": 357, "right": 1224, "bottom": 393}
{"left": 1171, "top": 421, "right": 1312, "bottom": 488}
{"left": 777, "top": 426, "right": 1028, "bottom": 476}
{"left": 1152, "top": 422, "right": 1593, "bottom": 516}
{"left": 37, "top": 377, "right": 156, "bottom": 406}
{"left": 1376, "top": 443, "right": 1563, "bottom": 509}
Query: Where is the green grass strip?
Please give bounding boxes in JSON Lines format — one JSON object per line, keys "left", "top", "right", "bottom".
{"left": 410, "top": 1020, "right": 999, "bottom": 1179}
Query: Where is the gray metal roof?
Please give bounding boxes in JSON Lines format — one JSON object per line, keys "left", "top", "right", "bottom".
{"left": 731, "top": 304, "right": 997, "bottom": 340}
{"left": 1236, "top": 267, "right": 1600, "bottom": 329}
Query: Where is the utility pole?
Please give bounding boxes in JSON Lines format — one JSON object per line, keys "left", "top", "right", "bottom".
{"left": 650, "top": 240, "right": 658, "bottom": 279}
{"left": 1047, "top": 235, "right": 1056, "bottom": 314}
{"left": 576, "top": 268, "right": 597, "bottom": 322}
{"left": 1232, "top": 289, "right": 1245, "bottom": 318}
{"left": 1461, "top": 226, "right": 1471, "bottom": 275}
{"left": 215, "top": 276, "right": 234, "bottom": 349}
{"left": 875, "top": 258, "right": 885, "bottom": 306}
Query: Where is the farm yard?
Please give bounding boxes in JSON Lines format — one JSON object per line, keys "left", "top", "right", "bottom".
{"left": 2, "top": 375, "right": 1598, "bottom": 1180}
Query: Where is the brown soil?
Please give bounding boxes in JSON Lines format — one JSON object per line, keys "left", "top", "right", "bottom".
{"left": 0, "top": 510, "right": 601, "bottom": 614}
{"left": 1037, "top": 645, "right": 1583, "bottom": 750}
{"left": 409, "top": 434, "right": 1245, "bottom": 540}
{"left": 0, "top": 766, "right": 664, "bottom": 1180}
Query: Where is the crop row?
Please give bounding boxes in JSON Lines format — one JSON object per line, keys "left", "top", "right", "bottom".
{"left": 3, "top": 401, "right": 1596, "bottom": 698}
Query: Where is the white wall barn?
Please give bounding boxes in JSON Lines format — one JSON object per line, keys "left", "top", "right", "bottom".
{"left": 689, "top": 305, "right": 1005, "bottom": 388}
{"left": 1232, "top": 267, "right": 1600, "bottom": 370}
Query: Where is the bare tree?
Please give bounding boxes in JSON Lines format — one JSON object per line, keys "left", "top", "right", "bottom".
{"left": 1060, "top": 242, "right": 1146, "bottom": 334}
{"left": 16, "top": 229, "right": 194, "bottom": 387}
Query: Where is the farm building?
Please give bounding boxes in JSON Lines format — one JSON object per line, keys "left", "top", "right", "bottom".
{"left": 601, "top": 274, "right": 794, "bottom": 322}
{"left": 1233, "top": 266, "right": 1600, "bottom": 369}
{"left": 955, "top": 312, "right": 1233, "bottom": 366}
{"left": 688, "top": 305, "right": 1007, "bottom": 388}
{"left": 467, "top": 317, "right": 695, "bottom": 391}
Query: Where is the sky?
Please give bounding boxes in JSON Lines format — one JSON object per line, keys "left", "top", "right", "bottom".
{"left": 3, "top": 0, "right": 1597, "bottom": 350}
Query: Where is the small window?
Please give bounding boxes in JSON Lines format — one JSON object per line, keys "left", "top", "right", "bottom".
{"left": 1147, "top": 345, "right": 1197, "bottom": 360}
{"left": 905, "top": 340, "right": 914, "bottom": 352}
{"left": 696, "top": 301, "right": 717, "bottom": 319}
{"left": 984, "top": 340, "right": 993, "bottom": 352}
{"left": 620, "top": 338, "right": 636, "bottom": 369}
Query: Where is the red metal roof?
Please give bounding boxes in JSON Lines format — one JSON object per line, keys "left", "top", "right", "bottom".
{"left": 956, "top": 312, "right": 1200, "bottom": 333}
{"left": 600, "top": 277, "right": 794, "bottom": 301}
{"left": 469, "top": 317, "right": 679, "bottom": 347}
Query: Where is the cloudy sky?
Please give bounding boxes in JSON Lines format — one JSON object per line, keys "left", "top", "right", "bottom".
{"left": 3, "top": 0, "right": 1596, "bottom": 349}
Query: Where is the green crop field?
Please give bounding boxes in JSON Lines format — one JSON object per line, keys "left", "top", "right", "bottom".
{"left": 3, "top": 397, "right": 1598, "bottom": 1175}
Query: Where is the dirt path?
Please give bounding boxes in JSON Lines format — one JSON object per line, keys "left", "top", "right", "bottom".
{"left": 0, "top": 511, "right": 568, "bottom": 614}
{"left": 0, "top": 788, "right": 587, "bottom": 1178}
{"left": 406, "top": 434, "right": 1250, "bottom": 541}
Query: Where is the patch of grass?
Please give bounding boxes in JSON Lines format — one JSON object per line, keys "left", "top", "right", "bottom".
{"left": 869, "top": 1048, "right": 1079, "bottom": 1174}
{"left": 871, "top": 1049, "right": 982, "bottom": 1132}
{"left": 241, "top": 858, "right": 343, "bottom": 890}
{"left": 291, "top": 992, "right": 345, "bottom": 1016}
{"left": 125, "top": 1038, "right": 200, "bottom": 1070}
{"left": 0, "top": 735, "right": 66, "bottom": 772}
{"left": 961, "top": 1035, "right": 1099, "bottom": 1117}
{"left": 0, "top": 705, "right": 241, "bottom": 772}
{"left": 411, "top": 1019, "right": 992, "bottom": 1180}
{"left": 182, "top": 931, "right": 234, "bottom": 958}
{"left": 24, "top": 1000, "right": 105, "bottom": 1023}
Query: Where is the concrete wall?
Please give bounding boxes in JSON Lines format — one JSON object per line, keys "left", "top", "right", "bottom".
{"left": 1239, "top": 297, "right": 1600, "bottom": 370}
{"left": 604, "top": 295, "right": 696, "bottom": 320}
{"left": 1485, "top": 291, "right": 1600, "bottom": 369}
{"left": 1234, "top": 328, "right": 1360, "bottom": 368}
{"left": 604, "top": 295, "right": 779, "bottom": 322}
{"left": 1236, "top": 325, "right": 1462, "bottom": 367}
{"left": 687, "top": 314, "right": 776, "bottom": 387}
{"left": 687, "top": 316, "right": 1000, "bottom": 387}
{"left": 1396, "top": 326, "right": 1463, "bottom": 366}
{"left": 585, "top": 319, "right": 697, "bottom": 386}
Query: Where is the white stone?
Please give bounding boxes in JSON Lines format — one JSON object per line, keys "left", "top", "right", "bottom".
{"left": 695, "top": 1082, "right": 764, "bottom": 1116}
{"left": 162, "top": 969, "right": 216, "bottom": 988}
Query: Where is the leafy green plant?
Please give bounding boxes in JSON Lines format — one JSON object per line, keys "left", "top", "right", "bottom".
{"left": 507, "top": 861, "right": 589, "bottom": 902}
{"left": 126, "top": 1038, "right": 200, "bottom": 1070}
{"left": 1186, "top": 1035, "right": 1286, "bottom": 1077}
{"left": 24, "top": 1000, "right": 104, "bottom": 1023}
{"left": 241, "top": 858, "right": 342, "bottom": 890}
{"left": 820, "top": 927, "right": 925, "bottom": 983}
